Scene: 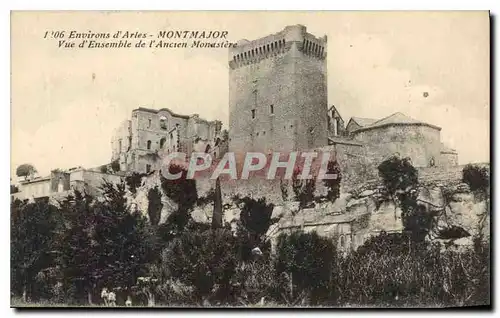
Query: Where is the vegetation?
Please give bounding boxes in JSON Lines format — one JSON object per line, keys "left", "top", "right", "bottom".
{"left": 291, "top": 168, "right": 316, "bottom": 209}
{"left": 125, "top": 172, "right": 147, "bottom": 194}
{"left": 377, "top": 155, "right": 429, "bottom": 241}
{"left": 11, "top": 159, "right": 490, "bottom": 307}
{"left": 111, "top": 159, "right": 121, "bottom": 173}
{"left": 462, "top": 164, "right": 490, "bottom": 195}
{"left": 323, "top": 160, "right": 342, "bottom": 202}
{"left": 16, "top": 163, "right": 37, "bottom": 180}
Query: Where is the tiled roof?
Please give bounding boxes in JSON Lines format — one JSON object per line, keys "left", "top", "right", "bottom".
{"left": 353, "top": 112, "right": 441, "bottom": 132}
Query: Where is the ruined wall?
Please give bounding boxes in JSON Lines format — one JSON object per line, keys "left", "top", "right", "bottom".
{"left": 131, "top": 109, "right": 186, "bottom": 153}
{"left": 111, "top": 120, "right": 132, "bottom": 162}
{"left": 50, "top": 171, "right": 71, "bottom": 192}
{"left": 228, "top": 25, "right": 328, "bottom": 155}
{"left": 16, "top": 178, "right": 52, "bottom": 199}
{"left": 440, "top": 151, "right": 459, "bottom": 167}
{"left": 317, "top": 142, "right": 377, "bottom": 191}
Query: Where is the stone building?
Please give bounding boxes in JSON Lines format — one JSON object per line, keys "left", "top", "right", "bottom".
{"left": 227, "top": 24, "right": 458, "bottom": 172}
{"left": 11, "top": 167, "right": 124, "bottom": 202}
{"left": 111, "top": 107, "right": 226, "bottom": 174}
{"left": 327, "top": 105, "right": 346, "bottom": 137}
{"left": 345, "top": 112, "right": 458, "bottom": 168}
{"left": 228, "top": 25, "right": 329, "bottom": 156}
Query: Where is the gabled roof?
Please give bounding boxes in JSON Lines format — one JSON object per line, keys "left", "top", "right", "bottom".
{"left": 349, "top": 117, "right": 377, "bottom": 127}
{"left": 351, "top": 112, "right": 441, "bottom": 132}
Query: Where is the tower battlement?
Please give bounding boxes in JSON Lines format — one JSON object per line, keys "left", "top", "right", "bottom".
{"left": 229, "top": 25, "right": 327, "bottom": 69}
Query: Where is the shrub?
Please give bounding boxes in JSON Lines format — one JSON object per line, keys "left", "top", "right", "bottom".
{"left": 161, "top": 227, "right": 239, "bottom": 304}
{"left": 147, "top": 186, "right": 163, "bottom": 226}
{"left": 111, "top": 159, "right": 121, "bottom": 172}
{"left": 323, "top": 160, "right": 342, "bottom": 202}
{"left": 291, "top": 168, "right": 316, "bottom": 209}
{"left": 462, "top": 164, "right": 489, "bottom": 193}
{"left": 377, "top": 156, "right": 428, "bottom": 241}
{"left": 333, "top": 232, "right": 490, "bottom": 307}
{"left": 125, "top": 172, "right": 147, "bottom": 194}
{"left": 275, "top": 231, "right": 336, "bottom": 305}
{"left": 161, "top": 164, "right": 198, "bottom": 235}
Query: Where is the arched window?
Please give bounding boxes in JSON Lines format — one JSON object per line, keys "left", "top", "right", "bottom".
{"left": 160, "top": 116, "right": 167, "bottom": 129}
{"left": 205, "top": 144, "right": 211, "bottom": 154}
{"left": 160, "top": 138, "right": 166, "bottom": 149}
{"left": 147, "top": 140, "right": 152, "bottom": 150}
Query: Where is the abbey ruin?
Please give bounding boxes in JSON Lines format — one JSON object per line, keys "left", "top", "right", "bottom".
{"left": 12, "top": 25, "right": 486, "bottom": 254}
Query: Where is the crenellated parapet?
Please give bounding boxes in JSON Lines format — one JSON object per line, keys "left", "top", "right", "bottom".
{"left": 228, "top": 24, "right": 327, "bottom": 69}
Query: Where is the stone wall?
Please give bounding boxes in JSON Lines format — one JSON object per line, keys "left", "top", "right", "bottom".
{"left": 353, "top": 125, "right": 442, "bottom": 168}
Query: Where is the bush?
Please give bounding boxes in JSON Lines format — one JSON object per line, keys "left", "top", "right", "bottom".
{"left": 161, "top": 227, "right": 239, "bottom": 304}
{"left": 333, "top": 232, "right": 490, "bottom": 307}
{"left": 462, "top": 164, "right": 489, "bottom": 193}
{"left": 275, "top": 231, "right": 336, "bottom": 305}
{"left": 323, "top": 160, "right": 342, "bottom": 202}
{"left": 125, "top": 172, "right": 147, "bottom": 194}
{"left": 111, "top": 159, "right": 120, "bottom": 173}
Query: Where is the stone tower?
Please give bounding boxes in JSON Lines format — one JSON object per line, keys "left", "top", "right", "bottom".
{"left": 228, "top": 25, "right": 328, "bottom": 156}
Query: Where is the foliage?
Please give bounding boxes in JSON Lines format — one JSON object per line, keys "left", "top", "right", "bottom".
{"left": 99, "top": 165, "right": 108, "bottom": 174}
{"left": 161, "top": 227, "right": 239, "bottom": 303}
{"left": 378, "top": 155, "right": 418, "bottom": 196}
{"left": 462, "top": 164, "right": 490, "bottom": 194}
{"left": 279, "top": 179, "right": 289, "bottom": 201}
{"left": 56, "top": 191, "right": 97, "bottom": 304}
{"left": 110, "top": 159, "right": 121, "bottom": 173}
{"left": 11, "top": 198, "right": 61, "bottom": 301}
{"left": 275, "top": 231, "right": 336, "bottom": 305}
{"left": 16, "top": 163, "right": 37, "bottom": 178}
{"left": 161, "top": 164, "right": 198, "bottom": 235}
{"left": 147, "top": 186, "right": 163, "bottom": 226}
{"left": 377, "top": 156, "right": 427, "bottom": 241}
{"left": 10, "top": 184, "right": 19, "bottom": 194}
{"left": 125, "top": 172, "right": 147, "bottom": 194}
{"left": 333, "top": 232, "right": 490, "bottom": 307}
{"left": 291, "top": 168, "right": 316, "bottom": 209}
{"left": 235, "top": 196, "right": 275, "bottom": 250}
{"left": 323, "top": 160, "right": 342, "bottom": 202}
{"left": 196, "top": 188, "right": 216, "bottom": 206}
{"left": 92, "top": 181, "right": 156, "bottom": 291}
{"left": 212, "top": 177, "right": 223, "bottom": 230}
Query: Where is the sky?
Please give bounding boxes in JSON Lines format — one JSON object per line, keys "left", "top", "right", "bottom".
{"left": 11, "top": 11, "right": 490, "bottom": 177}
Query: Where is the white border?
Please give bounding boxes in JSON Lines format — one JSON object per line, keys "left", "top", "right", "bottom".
{"left": 1, "top": 1, "right": 498, "bottom": 318}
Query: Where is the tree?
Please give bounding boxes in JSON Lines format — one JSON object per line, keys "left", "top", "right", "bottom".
{"left": 125, "top": 172, "right": 147, "bottom": 194}
{"left": 377, "top": 156, "right": 426, "bottom": 241}
{"left": 212, "top": 177, "right": 223, "bottom": 230}
{"left": 291, "top": 168, "right": 316, "bottom": 209}
{"left": 162, "top": 227, "right": 238, "bottom": 304}
{"left": 323, "top": 160, "right": 342, "bottom": 202}
{"left": 56, "top": 191, "right": 97, "bottom": 304}
{"left": 462, "top": 164, "right": 490, "bottom": 195}
{"left": 16, "top": 164, "right": 37, "bottom": 180}
{"left": 111, "top": 159, "right": 121, "bottom": 173}
{"left": 275, "top": 231, "right": 336, "bottom": 305}
{"left": 161, "top": 164, "right": 198, "bottom": 235}
{"left": 147, "top": 186, "right": 163, "bottom": 226}
{"left": 11, "top": 198, "right": 60, "bottom": 302}
{"left": 91, "top": 181, "right": 155, "bottom": 295}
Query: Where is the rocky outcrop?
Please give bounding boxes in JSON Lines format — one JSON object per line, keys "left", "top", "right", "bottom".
{"left": 265, "top": 178, "right": 490, "bottom": 252}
